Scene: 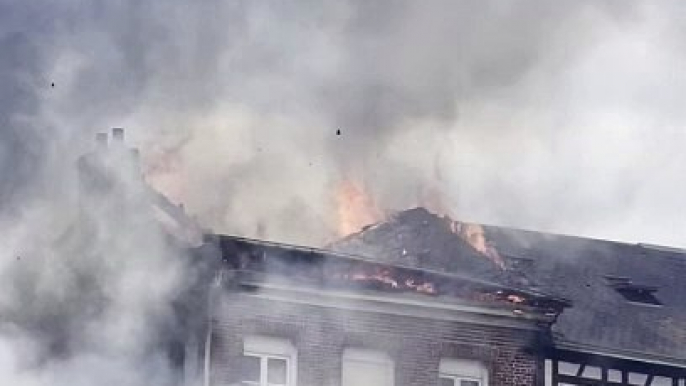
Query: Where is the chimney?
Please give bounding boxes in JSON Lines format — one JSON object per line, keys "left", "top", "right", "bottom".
{"left": 96, "top": 132, "right": 108, "bottom": 149}
{"left": 112, "top": 127, "right": 125, "bottom": 144}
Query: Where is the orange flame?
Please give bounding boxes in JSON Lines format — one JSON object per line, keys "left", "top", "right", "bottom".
{"left": 449, "top": 221, "right": 506, "bottom": 269}
{"left": 335, "top": 178, "right": 383, "bottom": 236}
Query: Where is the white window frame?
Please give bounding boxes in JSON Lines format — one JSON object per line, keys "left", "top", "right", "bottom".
{"left": 242, "top": 336, "right": 297, "bottom": 386}
{"left": 439, "top": 358, "right": 489, "bottom": 386}
{"left": 342, "top": 348, "right": 395, "bottom": 386}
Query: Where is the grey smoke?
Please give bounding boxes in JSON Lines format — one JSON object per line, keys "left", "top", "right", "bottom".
{"left": 0, "top": 132, "right": 190, "bottom": 385}
{"left": 6, "top": 1, "right": 686, "bottom": 246}
{"left": 4, "top": 0, "right": 686, "bottom": 385}
{"left": 3, "top": 3, "right": 686, "bottom": 383}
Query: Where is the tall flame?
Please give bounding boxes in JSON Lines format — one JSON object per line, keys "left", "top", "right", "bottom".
{"left": 335, "top": 178, "right": 383, "bottom": 236}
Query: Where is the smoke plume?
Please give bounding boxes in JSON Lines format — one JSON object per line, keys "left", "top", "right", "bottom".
{"left": 3, "top": 1, "right": 686, "bottom": 381}
{"left": 5, "top": 1, "right": 686, "bottom": 246}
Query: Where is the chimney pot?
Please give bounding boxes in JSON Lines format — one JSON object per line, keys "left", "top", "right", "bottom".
{"left": 112, "top": 127, "right": 125, "bottom": 143}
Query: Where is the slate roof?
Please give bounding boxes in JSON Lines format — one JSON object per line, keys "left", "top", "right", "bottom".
{"left": 330, "top": 207, "right": 686, "bottom": 366}
{"left": 330, "top": 208, "right": 511, "bottom": 284}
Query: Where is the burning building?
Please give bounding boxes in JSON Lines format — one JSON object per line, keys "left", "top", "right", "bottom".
{"left": 62, "top": 137, "right": 686, "bottom": 386}
{"left": 327, "top": 208, "right": 686, "bottom": 386}
{"left": 176, "top": 207, "right": 686, "bottom": 386}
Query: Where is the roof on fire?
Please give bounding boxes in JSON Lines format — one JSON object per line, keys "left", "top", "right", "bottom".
{"left": 209, "top": 231, "right": 568, "bottom": 319}
{"left": 330, "top": 207, "right": 686, "bottom": 367}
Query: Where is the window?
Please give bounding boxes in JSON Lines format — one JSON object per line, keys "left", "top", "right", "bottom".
{"left": 439, "top": 359, "right": 488, "bottom": 386}
{"left": 342, "top": 348, "right": 394, "bottom": 386}
{"left": 240, "top": 336, "right": 296, "bottom": 386}
{"left": 614, "top": 285, "right": 662, "bottom": 306}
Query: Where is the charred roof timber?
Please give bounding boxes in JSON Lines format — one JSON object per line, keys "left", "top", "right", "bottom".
{"left": 206, "top": 234, "right": 571, "bottom": 321}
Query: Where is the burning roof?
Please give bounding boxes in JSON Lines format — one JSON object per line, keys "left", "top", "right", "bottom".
{"left": 329, "top": 207, "right": 523, "bottom": 286}
{"left": 207, "top": 232, "right": 569, "bottom": 322}
{"left": 329, "top": 207, "right": 686, "bottom": 366}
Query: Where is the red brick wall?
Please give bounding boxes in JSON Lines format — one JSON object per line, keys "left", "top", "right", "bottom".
{"left": 209, "top": 291, "right": 541, "bottom": 386}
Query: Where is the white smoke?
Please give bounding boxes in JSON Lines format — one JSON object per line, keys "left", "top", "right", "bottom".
{"left": 0, "top": 136, "right": 190, "bottom": 385}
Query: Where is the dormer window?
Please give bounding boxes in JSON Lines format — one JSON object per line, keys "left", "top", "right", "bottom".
{"left": 614, "top": 284, "right": 662, "bottom": 306}
{"left": 604, "top": 276, "right": 662, "bottom": 306}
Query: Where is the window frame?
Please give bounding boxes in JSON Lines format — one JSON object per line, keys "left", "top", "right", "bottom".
{"left": 242, "top": 336, "right": 297, "bottom": 386}
{"left": 439, "top": 358, "right": 489, "bottom": 386}
{"left": 439, "top": 374, "right": 483, "bottom": 386}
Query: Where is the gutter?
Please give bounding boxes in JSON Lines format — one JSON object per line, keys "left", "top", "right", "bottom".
{"left": 228, "top": 278, "right": 555, "bottom": 330}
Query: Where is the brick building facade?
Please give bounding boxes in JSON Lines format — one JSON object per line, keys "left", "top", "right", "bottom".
{"left": 184, "top": 235, "right": 566, "bottom": 386}
{"left": 209, "top": 286, "right": 541, "bottom": 386}
{"left": 176, "top": 210, "right": 686, "bottom": 386}
{"left": 74, "top": 132, "right": 686, "bottom": 386}
{"left": 175, "top": 207, "right": 686, "bottom": 386}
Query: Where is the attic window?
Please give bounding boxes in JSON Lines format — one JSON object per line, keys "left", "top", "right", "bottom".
{"left": 604, "top": 277, "right": 662, "bottom": 306}
{"left": 615, "top": 285, "right": 662, "bottom": 306}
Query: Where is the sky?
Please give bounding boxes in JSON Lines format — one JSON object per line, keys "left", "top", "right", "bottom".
{"left": 3, "top": 1, "right": 686, "bottom": 248}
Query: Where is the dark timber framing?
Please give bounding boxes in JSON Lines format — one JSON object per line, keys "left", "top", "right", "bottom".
{"left": 546, "top": 349, "right": 686, "bottom": 386}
